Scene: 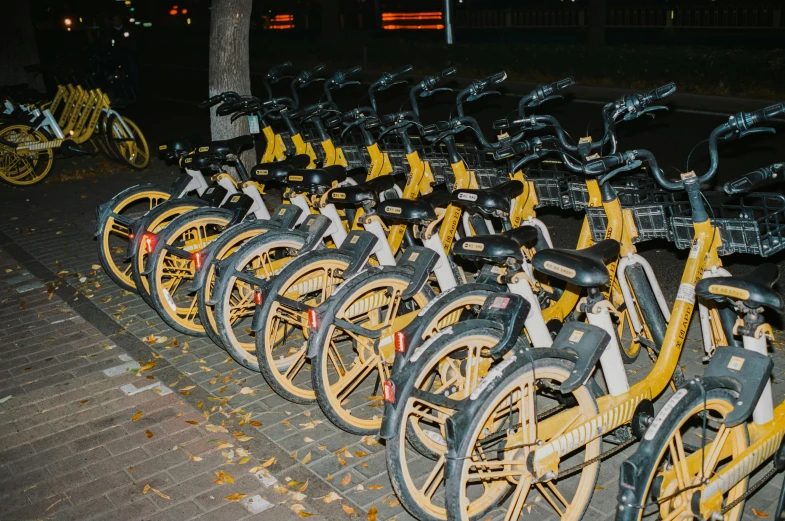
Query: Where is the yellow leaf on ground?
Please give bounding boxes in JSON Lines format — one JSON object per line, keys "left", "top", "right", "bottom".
{"left": 290, "top": 504, "right": 315, "bottom": 517}
{"left": 367, "top": 485, "right": 384, "bottom": 490}
{"left": 238, "top": 456, "right": 251, "bottom": 465}
{"left": 145, "top": 430, "right": 153, "bottom": 438}
{"left": 138, "top": 360, "right": 156, "bottom": 373}
{"left": 185, "top": 420, "right": 199, "bottom": 425}
{"left": 752, "top": 509, "right": 770, "bottom": 518}
{"left": 179, "top": 385, "right": 195, "bottom": 391}
{"left": 340, "top": 474, "right": 351, "bottom": 487}
{"left": 249, "top": 420, "right": 262, "bottom": 427}
{"left": 298, "top": 480, "right": 309, "bottom": 492}
{"left": 150, "top": 487, "right": 170, "bottom": 500}
{"left": 367, "top": 504, "right": 377, "bottom": 521}
{"left": 142, "top": 484, "right": 151, "bottom": 494}
{"left": 205, "top": 424, "right": 228, "bottom": 433}
{"left": 353, "top": 450, "right": 368, "bottom": 458}
{"left": 342, "top": 504, "right": 356, "bottom": 515}
{"left": 91, "top": 264, "right": 101, "bottom": 270}
{"left": 239, "top": 387, "right": 255, "bottom": 395}
{"left": 131, "top": 411, "right": 143, "bottom": 422}
{"left": 322, "top": 491, "right": 342, "bottom": 503}
{"left": 301, "top": 452, "right": 311, "bottom": 464}
{"left": 262, "top": 456, "right": 276, "bottom": 468}
{"left": 224, "top": 492, "right": 247, "bottom": 501}
{"left": 338, "top": 456, "right": 347, "bottom": 466}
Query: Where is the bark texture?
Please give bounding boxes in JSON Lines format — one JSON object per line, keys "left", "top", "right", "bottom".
{"left": 589, "top": 0, "right": 607, "bottom": 48}
{"left": 0, "top": 0, "right": 45, "bottom": 91}
{"left": 209, "top": 0, "right": 256, "bottom": 168}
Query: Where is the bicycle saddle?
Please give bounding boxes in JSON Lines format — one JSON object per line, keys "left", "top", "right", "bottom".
{"left": 450, "top": 180, "right": 524, "bottom": 216}
{"left": 158, "top": 138, "right": 192, "bottom": 161}
{"left": 199, "top": 135, "right": 254, "bottom": 157}
{"left": 452, "top": 225, "right": 538, "bottom": 264}
{"left": 696, "top": 264, "right": 784, "bottom": 312}
{"left": 325, "top": 176, "right": 395, "bottom": 206}
{"left": 375, "top": 189, "right": 450, "bottom": 225}
{"left": 251, "top": 154, "right": 310, "bottom": 182}
{"left": 532, "top": 239, "right": 619, "bottom": 287}
{"left": 286, "top": 165, "right": 346, "bottom": 193}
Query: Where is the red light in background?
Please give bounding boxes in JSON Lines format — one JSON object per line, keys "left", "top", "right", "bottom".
{"left": 169, "top": 9, "right": 177, "bottom": 15}
{"left": 382, "top": 12, "right": 444, "bottom": 30}
{"left": 181, "top": 8, "right": 188, "bottom": 14}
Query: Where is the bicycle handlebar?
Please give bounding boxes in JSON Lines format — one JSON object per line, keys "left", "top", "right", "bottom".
{"left": 198, "top": 91, "right": 240, "bottom": 109}
{"left": 456, "top": 71, "right": 507, "bottom": 117}
{"left": 518, "top": 77, "right": 575, "bottom": 116}
{"left": 724, "top": 162, "right": 784, "bottom": 195}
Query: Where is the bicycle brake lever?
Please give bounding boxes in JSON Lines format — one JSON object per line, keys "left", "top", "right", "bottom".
{"left": 525, "top": 94, "right": 563, "bottom": 108}
{"left": 466, "top": 90, "right": 500, "bottom": 102}
{"left": 738, "top": 127, "right": 777, "bottom": 139}
{"left": 338, "top": 80, "right": 361, "bottom": 88}
{"left": 379, "top": 79, "right": 408, "bottom": 91}
{"left": 419, "top": 87, "right": 455, "bottom": 98}
{"left": 623, "top": 105, "right": 668, "bottom": 121}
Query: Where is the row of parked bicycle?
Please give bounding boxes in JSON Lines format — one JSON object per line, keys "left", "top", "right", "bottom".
{"left": 94, "top": 62, "right": 785, "bottom": 521}
{"left": 0, "top": 83, "right": 149, "bottom": 186}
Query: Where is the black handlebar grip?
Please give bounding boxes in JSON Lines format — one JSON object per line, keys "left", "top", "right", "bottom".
{"left": 198, "top": 94, "right": 221, "bottom": 109}
{"left": 486, "top": 71, "right": 507, "bottom": 86}
{"left": 757, "top": 103, "right": 785, "bottom": 121}
{"left": 440, "top": 66, "right": 457, "bottom": 79}
{"left": 724, "top": 163, "right": 783, "bottom": 195}
{"left": 583, "top": 154, "right": 627, "bottom": 176}
{"left": 645, "top": 83, "right": 677, "bottom": 103}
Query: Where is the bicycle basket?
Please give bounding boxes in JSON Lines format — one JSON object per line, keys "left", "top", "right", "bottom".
{"left": 670, "top": 192, "right": 785, "bottom": 256}
{"left": 525, "top": 159, "right": 575, "bottom": 209}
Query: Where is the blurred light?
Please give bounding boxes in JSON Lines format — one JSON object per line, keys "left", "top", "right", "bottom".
{"left": 181, "top": 8, "right": 188, "bottom": 14}
{"left": 129, "top": 7, "right": 135, "bottom": 11}
{"left": 123, "top": 31, "right": 129, "bottom": 37}
{"left": 124, "top": 0, "right": 131, "bottom": 4}
{"left": 129, "top": 17, "right": 135, "bottom": 22}
{"left": 134, "top": 21, "right": 140, "bottom": 25}
{"left": 79, "top": 17, "right": 83, "bottom": 22}
{"left": 267, "top": 13, "right": 294, "bottom": 30}
{"left": 64, "top": 17, "right": 72, "bottom": 26}
{"left": 382, "top": 12, "right": 444, "bottom": 30}
{"left": 187, "top": 17, "right": 191, "bottom": 24}
{"left": 169, "top": 9, "right": 177, "bottom": 15}
{"left": 143, "top": 22, "right": 152, "bottom": 27}
{"left": 67, "top": 27, "right": 72, "bottom": 31}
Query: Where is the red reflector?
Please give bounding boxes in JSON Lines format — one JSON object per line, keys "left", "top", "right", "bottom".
{"left": 193, "top": 251, "right": 202, "bottom": 269}
{"left": 383, "top": 380, "right": 395, "bottom": 403}
{"left": 144, "top": 234, "right": 155, "bottom": 254}
{"left": 394, "top": 331, "right": 407, "bottom": 354}
{"left": 254, "top": 288, "right": 263, "bottom": 305}
{"left": 308, "top": 309, "right": 318, "bottom": 330}
{"left": 129, "top": 232, "right": 134, "bottom": 240}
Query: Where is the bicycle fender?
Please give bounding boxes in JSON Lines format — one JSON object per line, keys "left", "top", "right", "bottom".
{"left": 550, "top": 322, "right": 610, "bottom": 393}
{"left": 701, "top": 346, "right": 773, "bottom": 427}
{"left": 94, "top": 183, "right": 174, "bottom": 237}
{"left": 144, "top": 207, "right": 234, "bottom": 276}
{"left": 336, "top": 230, "right": 380, "bottom": 278}
{"left": 306, "top": 265, "right": 401, "bottom": 359}
{"left": 380, "top": 319, "right": 499, "bottom": 440}
{"left": 479, "top": 294, "right": 530, "bottom": 361}
{"left": 392, "top": 283, "right": 502, "bottom": 372}
{"left": 396, "top": 246, "right": 438, "bottom": 301}
{"left": 298, "top": 214, "right": 334, "bottom": 252}
{"left": 249, "top": 249, "right": 351, "bottom": 336}
{"left": 189, "top": 220, "right": 274, "bottom": 293}
{"left": 267, "top": 204, "right": 303, "bottom": 230}
{"left": 123, "top": 199, "right": 210, "bottom": 261}
{"left": 209, "top": 230, "right": 308, "bottom": 306}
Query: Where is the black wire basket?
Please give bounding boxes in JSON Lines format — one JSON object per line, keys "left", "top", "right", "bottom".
{"left": 524, "top": 159, "right": 575, "bottom": 209}
{"left": 669, "top": 192, "right": 785, "bottom": 257}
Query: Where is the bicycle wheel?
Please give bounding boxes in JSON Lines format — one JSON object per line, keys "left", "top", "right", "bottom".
{"left": 148, "top": 209, "right": 232, "bottom": 335}
{"left": 94, "top": 111, "right": 118, "bottom": 160}
{"left": 196, "top": 222, "right": 275, "bottom": 349}
{"left": 96, "top": 184, "right": 174, "bottom": 292}
{"left": 106, "top": 114, "right": 150, "bottom": 169}
{"left": 617, "top": 263, "right": 667, "bottom": 363}
{"left": 254, "top": 250, "right": 351, "bottom": 404}
{"left": 311, "top": 269, "right": 431, "bottom": 435}
{"left": 0, "top": 124, "right": 54, "bottom": 185}
{"left": 213, "top": 232, "right": 305, "bottom": 369}
{"left": 130, "top": 200, "right": 207, "bottom": 304}
{"left": 444, "top": 357, "right": 601, "bottom": 521}
{"left": 387, "top": 327, "right": 501, "bottom": 521}
{"left": 617, "top": 388, "right": 748, "bottom": 521}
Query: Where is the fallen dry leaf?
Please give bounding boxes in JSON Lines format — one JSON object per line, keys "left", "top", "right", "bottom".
{"left": 353, "top": 450, "right": 368, "bottom": 458}
{"left": 224, "top": 492, "right": 247, "bottom": 501}
{"left": 185, "top": 420, "right": 199, "bottom": 425}
{"left": 179, "top": 385, "right": 195, "bottom": 391}
{"left": 322, "top": 491, "right": 342, "bottom": 503}
{"left": 340, "top": 474, "right": 352, "bottom": 487}
{"left": 367, "top": 504, "right": 377, "bottom": 521}
{"left": 367, "top": 485, "right": 384, "bottom": 490}
{"left": 262, "top": 456, "right": 276, "bottom": 468}
{"left": 301, "top": 452, "right": 311, "bottom": 464}
{"left": 205, "top": 424, "right": 228, "bottom": 433}
{"left": 752, "top": 509, "right": 770, "bottom": 518}
{"left": 214, "top": 470, "right": 235, "bottom": 485}
{"left": 145, "top": 430, "right": 153, "bottom": 438}
{"left": 131, "top": 411, "right": 143, "bottom": 422}
{"left": 342, "top": 504, "right": 356, "bottom": 515}
{"left": 250, "top": 420, "right": 262, "bottom": 427}
{"left": 290, "top": 504, "right": 315, "bottom": 517}
{"left": 138, "top": 360, "right": 156, "bottom": 373}
{"left": 239, "top": 387, "right": 255, "bottom": 395}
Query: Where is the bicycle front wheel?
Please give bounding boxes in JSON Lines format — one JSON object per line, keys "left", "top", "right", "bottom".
{"left": 0, "top": 124, "right": 54, "bottom": 186}
{"left": 106, "top": 115, "right": 150, "bottom": 169}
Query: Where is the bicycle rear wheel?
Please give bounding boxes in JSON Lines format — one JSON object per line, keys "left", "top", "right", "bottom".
{"left": 0, "top": 124, "right": 54, "bottom": 186}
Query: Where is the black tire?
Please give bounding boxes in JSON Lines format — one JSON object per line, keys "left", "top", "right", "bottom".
{"left": 213, "top": 231, "right": 307, "bottom": 370}
{"left": 147, "top": 208, "right": 232, "bottom": 336}
{"left": 444, "top": 357, "right": 601, "bottom": 521}
{"left": 130, "top": 200, "right": 207, "bottom": 305}
{"left": 96, "top": 184, "right": 174, "bottom": 292}
{"left": 311, "top": 269, "right": 431, "bottom": 435}
{"left": 254, "top": 250, "right": 351, "bottom": 405}
{"left": 621, "top": 263, "right": 667, "bottom": 364}
{"left": 616, "top": 388, "right": 748, "bottom": 521}
{"left": 387, "top": 326, "right": 509, "bottom": 521}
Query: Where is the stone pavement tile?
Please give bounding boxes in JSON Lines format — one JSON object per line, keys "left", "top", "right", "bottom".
{"left": 3, "top": 492, "right": 71, "bottom": 521}
{"left": 147, "top": 500, "right": 205, "bottom": 521}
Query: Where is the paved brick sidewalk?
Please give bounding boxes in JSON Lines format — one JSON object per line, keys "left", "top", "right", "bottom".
{"left": 0, "top": 249, "right": 360, "bottom": 521}
{"left": 0, "top": 162, "right": 783, "bottom": 520}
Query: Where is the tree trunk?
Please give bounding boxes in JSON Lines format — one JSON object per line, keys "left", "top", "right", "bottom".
{"left": 209, "top": 0, "right": 256, "bottom": 171}
{"left": 321, "top": 0, "right": 341, "bottom": 42}
{"left": 588, "top": 0, "right": 607, "bottom": 48}
{"left": 0, "top": 0, "right": 45, "bottom": 91}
